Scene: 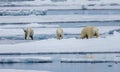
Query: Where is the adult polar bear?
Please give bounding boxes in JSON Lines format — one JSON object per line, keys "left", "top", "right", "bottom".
{"left": 56, "top": 27, "right": 64, "bottom": 40}
{"left": 80, "top": 26, "right": 99, "bottom": 39}
{"left": 23, "top": 27, "right": 34, "bottom": 40}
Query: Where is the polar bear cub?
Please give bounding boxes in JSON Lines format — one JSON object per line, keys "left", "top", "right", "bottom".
{"left": 23, "top": 27, "right": 34, "bottom": 40}
{"left": 56, "top": 27, "right": 64, "bottom": 40}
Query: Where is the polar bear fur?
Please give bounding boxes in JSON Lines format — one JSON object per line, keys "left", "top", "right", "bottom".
{"left": 80, "top": 26, "right": 99, "bottom": 39}
{"left": 23, "top": 27, "right": 34, "bottom": 40}
{"left": 56, "top": 27, "right": 64, "bottom": 40}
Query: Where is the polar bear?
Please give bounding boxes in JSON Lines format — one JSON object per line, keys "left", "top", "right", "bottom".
{"left": 23, "top": 27, "right": 34, "bottom": 40}
{"left": 80, "top": 26, "right": 99, "bottom": 39}
{"left": 56, "top": 27, "right": 64, "bottom": 40}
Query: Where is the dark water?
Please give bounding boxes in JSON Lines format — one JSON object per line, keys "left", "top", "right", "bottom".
{"left": 1, "top": 9, "right": 120, "bottom": 16}
{"left": 47, "top": 9, "right": 120, "bottom": 15}
{"left": 0, "top": 63, "right": 120, "bottom": 72}
{"left": 1, "top": 21, "right": 120, "bottom": 28}
{"left": 46, "top": 21, "right": 120, "bottom": 28}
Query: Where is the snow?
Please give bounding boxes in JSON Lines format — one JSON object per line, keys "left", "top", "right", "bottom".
{"left": 0, "top": 15, "right": 120, "bottom": 23}
{"left": 0, "top": 56, "right": 52, "bottom": 63}
{"left": 0, "top": 26, "right": 119, "bottom": 36}
{"left": 1, "top": 0, "right": 120, "bottom": 10}
{"left": 0, "top": 0, "right": 120, "bottom": 65}
{"left": 0, "top": 23, "right": 59, "bottom": 28}
{"left": 66, "top": 0, "right": 120, "bottom": 5}
{"left": 0, "top": 69, "right": 50, "bottom": 72}
{"left": 1, "top": 0, "right": 120, "bottom": 6}
{"left": 0, "top": 0, "right": 119, "bottom": 72}
{"left": 61, "top": 57, "right": 120, "bottom": 63}
{"left": 0, "top": 30, "right": 120, "bottom": 53}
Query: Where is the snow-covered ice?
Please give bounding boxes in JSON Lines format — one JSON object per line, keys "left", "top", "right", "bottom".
{"left": 0, "top": 15, "right": 120, "bottom": 23}
{"left": 0, "top": 0, "right": 120, "bottom": 72}
{"left": 0, "top": 26, "right": 119, "bottom": 36}
{"left": 0, "top": 23, "right": 59, "bottom": 28}
{"left": 0, "top": 30, "right": 120, "bottom": 53}
{"left": 1, "top": 0, "right": 120, "bottom": 10}
{"left": 61, "top": 57, "right": 119, "bottom": 63}
{"left": 61, "top": 53, "right": 120, "bottom": 63}
{"left": 0, "top": 56, "right": 52, "bottom": 63}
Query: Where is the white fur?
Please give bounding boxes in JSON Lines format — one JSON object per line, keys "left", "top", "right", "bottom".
{"left": 23, "top": 27, "right": 34, "bottom": 40}
{"left": 80, "top": 26, "right": 99, "bottom": 39}
{"left": 56, "top": 27, "right": 64, "bottom": 40}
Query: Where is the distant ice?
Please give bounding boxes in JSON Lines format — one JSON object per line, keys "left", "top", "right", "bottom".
{"left": 0, "top": 23, "right": 59, "bottom": 28}
{"left": 61, "top": 57, "right": 119, "bottom": 63}
{"left": 0, "top": 0, "right": 120, "bottom": 10}
{"left": 0, "top": 69, "right": 50, "bottom": 72}
{"left": 0, "top": 56, "right": 52, "bottom": 63}
{"left": 0, "top": 15, "right": 120, "bottom": 23}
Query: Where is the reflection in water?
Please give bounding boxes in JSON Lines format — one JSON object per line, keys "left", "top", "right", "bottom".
{"left": 0, "top": 62, "right": 120, "bottom": 72}
{"left": 47, "top": 9, "right": 120, "bottom": 15}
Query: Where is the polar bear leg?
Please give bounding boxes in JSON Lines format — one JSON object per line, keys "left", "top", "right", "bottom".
{"left": 95, "top": 32, "right": 99, "bottom": 38}
{"left": 30, "top": 35, "right": 33, "bottom": 40}
{"left": 61, "top": 34, "right": 64, "bottom": 39}
{"left": 57, "top": 34, "right": 61, "bottom": 40}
